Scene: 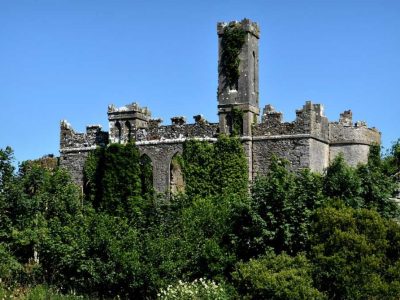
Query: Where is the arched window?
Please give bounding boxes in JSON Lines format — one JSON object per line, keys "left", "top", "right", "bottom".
{"left": 140, "top": 154, "right": 153, "bottom": 196}
{"left": 125, "top": 121, "right": 132, "bottom": 142}
{"left": 115, "top": 121, "right": 122, "bottom": 143}
{"left": 170, "top": 153, "right": 185, "bottom": 194}
{"left": 226, "top": 111, "right": 243, "bottom": 135}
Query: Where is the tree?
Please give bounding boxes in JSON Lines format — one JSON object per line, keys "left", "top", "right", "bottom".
{"left": 0, "top": 147, "right": 15, "bottom": 242}
{"left": 383, "top": 139, "right": 400, "bottom": 177}
{"left": 357, "top": 145, "right": 399, "bottom": 218}
{"left": 311, "top": 203, "right": 400, "bottom": 299}
{"left": 249, "top": 157, "right": 323, "bottom": 255}
{"left": 323, "top": 155, "right": 362, "bottom": 208}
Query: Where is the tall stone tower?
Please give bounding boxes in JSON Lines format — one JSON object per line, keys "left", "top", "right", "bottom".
{"left": 217, "top": 19, "right": 260, "bottom": 136}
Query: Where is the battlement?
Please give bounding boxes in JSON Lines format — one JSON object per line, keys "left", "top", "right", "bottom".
{"left": 108, "top": 102, "right": 152, "bottom": 143}
{"left": 217, "top": 18, "right": 260, "bottom": 38}
{"left": 60, "top": 121, "right": 108, "bottom": 151}
{"left": 125, "top": 114, "right": 218, "bottom": 142}
{"left": 108, "top": 102, "right": 151, "bottom": 116}
{"left": 59, "top": 121, "right": 108, "bottom": 184}
{"left": 254, "top": 101, "right": 329, "bottom": 141}
{"left": 329, "top": 117, "right": 380, "bottom": 145}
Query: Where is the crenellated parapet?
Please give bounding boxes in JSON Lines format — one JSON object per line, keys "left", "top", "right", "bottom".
{"left": 108, "top": 102, "right": 151, "bottom": 144}
{"left": 253, "top": 101, "right": 329, "bottom": 141}
{"left": 134, "top": 115, "right": 219, "bottom": 143}
{"left": 329, "top": 113, "right": 380, "bottom": 146}
{"left": 329, "top": 111, "right": 381, "bottom": 166}
{"left": 60, "top": 120, "right": 108, "bottom": 150}
{"left": 60, "top": 121, "right": 108, "bottom": 184}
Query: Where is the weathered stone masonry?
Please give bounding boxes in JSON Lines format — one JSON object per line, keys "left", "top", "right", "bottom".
{"left": 59, "top": 19, "right": 380, "bottom": 193}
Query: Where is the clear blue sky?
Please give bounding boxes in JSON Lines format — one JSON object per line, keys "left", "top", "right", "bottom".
{"left": 1, "top": 0, "right": 399, "bottom": 164}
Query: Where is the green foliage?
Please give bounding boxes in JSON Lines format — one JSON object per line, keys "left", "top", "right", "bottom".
{"left": 83, "top": 143, "right": 156, "bottom": 224}
{"left": 143, "top": 194, "right": 242, "bottom": 293}
{"left": 1, "top": 137, "right": 400, "bottom": 299}
{"left": 232, "top": 252, "right": 325, "bottom": 299}
{"left": 324, "top": 149, "right": 399, "bottom": 218}
{"left": 383, "top": 139, "right": 400, "bottom": 176}
{"left": 0, "top": 243, "right": 22, "bottom": 284}
{"left": 182, "top": 135, "right": 248, "bottom": 198}
{"left": 0, "top": 284, "right": 85, "bottom": 299}
{"left": 0, "top": 146, "right": 14, "bottom": 190}
{"left": 311, "top": 204, "right": 400, "bottom": 299}
{"left": 323, "top": 154, "right": 363, "bottom": 207}
{"left": 100, "top": 143, "right": 142, "bottom": 217}
{"left": 140, "top": 154, "right": 154, "bottom": 199}
{"left": 39, "top": 211, "right": 144, "bottom": 298}
{"left": 83, "top": 146, "right": 104, "bottom": 205}
{"left": 6, "top": 164, "right": 82, "bottom": 284}
{"left": 250, "top": 157, "right": 324, "bottom": 255}
{"left": 213, "top": 135, "right": 248, "bottom": 197}
{"left": 0, "top": 147, "right": 15, "bottom": 241}
{"left": 229, "top": 108, "right": 244, "bottom": 136}
{"left": 220, "top": 24, "right": 246, "bottom": 90}
{"left": 357, "top": 144, "right": 399, "bottom": 218}
{"left": 79, "top": 213, "right": 143, "bottom": 297}
{"left": 182, "top": 140, "right": 214, "bottom": 199}
{"left": 250, "top": 157, "right": 296, "bottom": 254}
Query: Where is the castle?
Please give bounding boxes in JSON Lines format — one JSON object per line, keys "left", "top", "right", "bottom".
{"left": 60, "top": 19, "right": 380, "bottom": 193}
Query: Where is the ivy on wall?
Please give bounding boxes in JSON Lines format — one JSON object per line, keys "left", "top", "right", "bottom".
{"left": 83, "top": 142, "right": 153, "bottom": 219}
{"left": 230, "top": 108, "right": 244, "bottom": 136}
{"left": 182, "top": 135, "right": 248, "bottom": 199}
{"left": 220, "top": 24, "right": 246, "bottom": 90}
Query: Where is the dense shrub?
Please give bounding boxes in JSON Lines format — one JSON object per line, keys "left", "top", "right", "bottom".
{"left": 1, "top": 136, "right": 400, "bottom": 299}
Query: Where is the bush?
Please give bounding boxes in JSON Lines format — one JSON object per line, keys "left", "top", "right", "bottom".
{"left": 158, "top": 278, "right": 229, "bottom": 300}
{"left": 232, "top": 252, "right": 325, "bottom": 299}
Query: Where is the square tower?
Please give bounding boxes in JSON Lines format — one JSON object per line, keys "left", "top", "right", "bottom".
{"left": 217, "top": 19, "right": 260, "bottom": 136}
{"left": 107, "top": 103, "right": 151, "bottom": 144}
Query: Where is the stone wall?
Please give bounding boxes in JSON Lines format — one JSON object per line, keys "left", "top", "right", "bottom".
{"left": 329, "top": 122, "right": 380, "bottom": 145}
{"left": 329, "top": 119, "right": 380, "bottom": 166}
{"left": 252, "top": 137, "right": 311, "bottom": 178}
{"left": 137, "top": 142, "right": 184, "bottom": 194}
{"left": 309, "top": 139, "right": 330, "bottom": 173}
{"left": 254, "top": 102, "right": 329, "bottom": 141}
{"left": 59, "top": 120, "right": 108, "bottom": 185}
{"left": 57, "top": 19, "right": 382, "bottom": 194}
{"left": 135, "top": 122, "right": 219, "bottom": 142}
{"left": 59, "top": 101, "right": 381, "bottom": 192}
{"left": 59, "top": 150, "right": 91, "bottom": 185}
{"left": 330, "top": 144, "right": 371, "bottom": 167}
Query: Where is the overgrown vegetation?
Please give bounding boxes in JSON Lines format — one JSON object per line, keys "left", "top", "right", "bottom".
{"left": 220, "top": 24, "right": 246, "bottom": 90}
{"left": 229, "top": 108, "right": 244, "bottom": 136}
{"left": 1, "top": 138, "right": 400, "bottom": 299}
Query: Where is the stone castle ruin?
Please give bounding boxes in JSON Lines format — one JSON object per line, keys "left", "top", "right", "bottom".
{"left": 60, "top": 19, "right": 380, "bottom": 193}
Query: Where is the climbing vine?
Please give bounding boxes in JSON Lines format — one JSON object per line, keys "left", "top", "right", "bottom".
{"left": 230, "top": 108, "right": 244, "bottom": 136}
{"left": 220, "top": 24, "right": 246, "bottom": 90}
{"left": 182, "top": 135, "right": 248, "bottom": 198}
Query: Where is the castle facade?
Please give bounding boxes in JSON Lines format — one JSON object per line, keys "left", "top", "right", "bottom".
{"left": 60, "top": 19, "right": 380, "bottom": 193}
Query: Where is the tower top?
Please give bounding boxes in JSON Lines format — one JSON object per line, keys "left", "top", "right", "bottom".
{"left": 217, "top": 18, "right": 260, "bottom": 38}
